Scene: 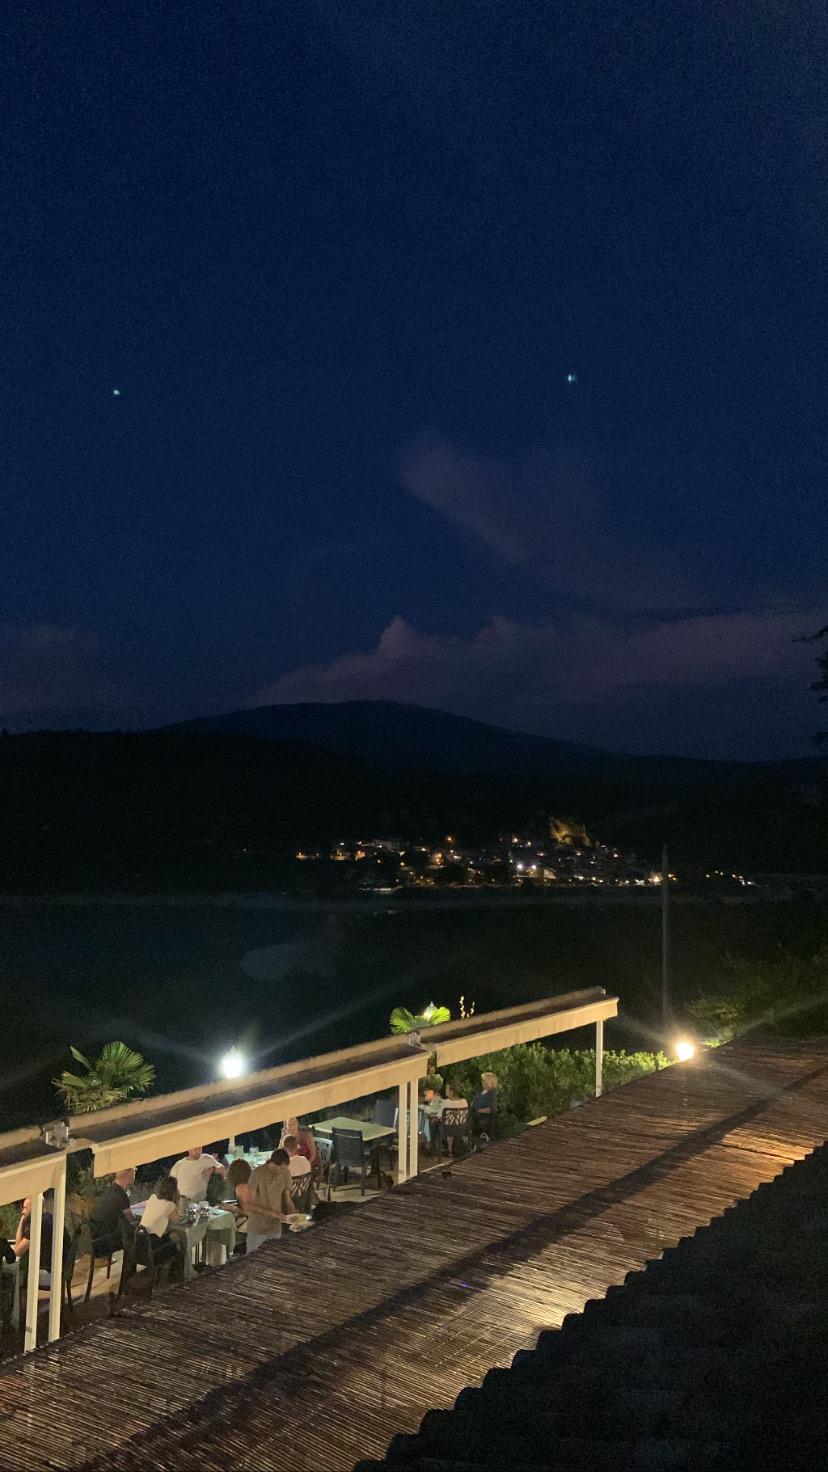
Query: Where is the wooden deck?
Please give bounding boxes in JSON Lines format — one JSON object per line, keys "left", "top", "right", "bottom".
{"left": 2, "top": 1035, "right": 827, "bottom": 1472}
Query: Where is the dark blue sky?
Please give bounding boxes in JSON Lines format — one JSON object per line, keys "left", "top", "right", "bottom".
{"left": 2, "top": 1, "right": 825, "bottom": 757}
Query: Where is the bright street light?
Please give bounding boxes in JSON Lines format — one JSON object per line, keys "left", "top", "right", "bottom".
{"left": 674, "top": 1038, "right": 696, "bottom": 1063}
{"left": 219, "top": 1047, "right": 246, "bottom": 1080}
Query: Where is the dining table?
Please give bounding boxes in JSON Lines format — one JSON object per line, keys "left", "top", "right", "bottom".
{"left": 312, "top": 1116, "right": 397, "bottom": 1143}
{"left": 132, "top": 1203, "right": 237, "bottom": 1280}
{"left": 312, "top": 1116, "right": 397, "bottom": 1193}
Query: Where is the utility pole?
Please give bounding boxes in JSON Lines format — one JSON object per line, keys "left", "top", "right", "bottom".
{"left": 661, "top": 844, "right": 671, "bottom": 1032}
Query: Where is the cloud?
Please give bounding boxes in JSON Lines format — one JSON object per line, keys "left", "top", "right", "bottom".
{"left": 401, "top": 433, "right": 701, "bottom": 610}
{"left": 251, "top": 605, "right": 827, "bottom": 757}
{"left": 0, "top": 621, "right": 141, "bottom": 728}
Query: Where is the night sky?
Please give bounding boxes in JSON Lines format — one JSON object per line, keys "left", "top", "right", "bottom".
{"left": 3, "top": 2, "right": 825, "bottom": 758}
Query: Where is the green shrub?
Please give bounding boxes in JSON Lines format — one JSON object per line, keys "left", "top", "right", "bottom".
{"left": 0, "top": 1201, "right": 20, "bottom": 1239}
{"left": 443, "top": 1042, "right": 667, "bottom": 1127}
{"left": 691, "top": 945, "right": 828, "bottom": 1040}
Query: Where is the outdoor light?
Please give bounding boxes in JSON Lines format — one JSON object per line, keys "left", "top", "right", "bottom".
{"left": 674, "top": 1038, "right": 696, "bottom": 1063}
{"left": 219, "top": 1047, "right": 246, "bottom": 1080}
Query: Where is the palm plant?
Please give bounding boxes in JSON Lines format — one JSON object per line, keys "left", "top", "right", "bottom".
{"left": 54, "top": 1041, "right": 156, "bottom": 1114}
{"left": 389, "top": 1002, "right": 451, "bottom": 1034}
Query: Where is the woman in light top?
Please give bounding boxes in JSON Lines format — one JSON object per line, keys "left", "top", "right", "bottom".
{"left": 226, "top": 1157, "right": 253, "bottom": 1212}
{"left": 441, "top": 1082, "right": 469, "bottom": 1113}
{"left": 141, "top": 1176, "right": 184, "bottom": 1271}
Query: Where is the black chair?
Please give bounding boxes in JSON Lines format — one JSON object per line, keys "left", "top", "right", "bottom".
{"left": 84, "top": 1214, "right": 135, "bottom": 1302}
{"left": 440, "top": 1107, "right": 472, "bottom": 1156}
{"left": 372, "top": 1097, "right": 400, "bottom": 1172}
{"left": 37, "top": 1225, "right": 81, "bottom": 1328}
{"left": 0, "top": 1260, "right": 17, "bottom": 1349}
{"left": 314, "top": 1137, "right": 333, "bottom": 1200}
{"left": 330, "top": 1128, "right": 381, "bottom": 1196}
{"left": 129, "top": 1226, "right": 159, "bottom": 1297}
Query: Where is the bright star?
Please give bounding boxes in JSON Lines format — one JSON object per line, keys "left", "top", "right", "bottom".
{"left": 112, "top": 388, "right": 120, "bottom": 396}
{"left": 566, "top": 372, "right": 577, "bottom": 386}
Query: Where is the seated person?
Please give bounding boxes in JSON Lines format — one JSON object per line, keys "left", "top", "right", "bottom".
{"left": 281, "top": 1135, "right": 311, "bottom": 1181}
{"left": 226, "top": 1157, "right": 253, "bottom": 1211}
{"left": 89, "top": 1168, "right": 136, "bottom": 1256}
{"left": 472, "top": 1071, "right": 499, "bottom": 1130}
{"left": 440, "top": 1082, "right": 469, "bottom": 1114}
{"left": 15, "top": 1193, "right": 68, "bottom": 1287}
{"left": 279, "top": 1117, "right": 317, "bottom": 1165}
{"left": 139, "top": 1176, "right": 185, "bottom": 1271}
{"left": 245, "top": 1150, "right": 294, "bottom": 1253}
{"left": 419, "top": 1085, "right": 443, "bottom": 1148}
{"left": 169, "top": 1146, "right": 225, "bottom": 1203}
{"left": 439, "top": 1084, "right": 470, "bottom": 1155}
{"left": 297, "top": 1126, "right": 320, "bottom": 1170}
{"left": 0, "top": 1235, "right": 14, "bottom": 1265}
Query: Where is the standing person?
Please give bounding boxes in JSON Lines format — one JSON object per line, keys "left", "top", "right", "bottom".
{"left": 140, "top": 1177, "right": 184, "bottom": 1272}
{"left": 226, "top": 1157, "right": 253, "bottom": 1211}
{"left": 89, "top": 1168, "right": 136, "bottom": 1256}
{"left": 170, "top": 1147, "right": 225, "bottom": 1203}
{"left": 245, "top": 1149, "right": 293, "bottom": 1253}
{"left": 472, "top": 1072, "right": 499, "bottom": 1130}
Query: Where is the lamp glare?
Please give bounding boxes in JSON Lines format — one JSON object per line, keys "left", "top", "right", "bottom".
{"left": 220, "top": 1047, "right": 246, "bottom": 1080}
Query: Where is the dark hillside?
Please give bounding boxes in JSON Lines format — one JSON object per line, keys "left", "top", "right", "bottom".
{"left": 0, "top": 719, "right": 825, "bottom": 888}
{"left": 168, "top": 698, "right": 828, "bottom": 786}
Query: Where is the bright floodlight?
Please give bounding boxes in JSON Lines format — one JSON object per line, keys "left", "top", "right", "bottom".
{"left": 674, "top": 1038, "right": 696, "bottom": 1063}
{"left": 220, "top": 1047, "right": 246, "bottom": 1080}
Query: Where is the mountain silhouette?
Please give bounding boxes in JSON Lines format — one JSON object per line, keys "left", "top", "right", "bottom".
{"left": 167, "top": 699, "right": 825, "bottom": 784}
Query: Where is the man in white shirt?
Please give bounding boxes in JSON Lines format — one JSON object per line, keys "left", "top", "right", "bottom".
{"left": 282, "top": 1135, "right": 311, "bottom": 1180}
{"left": 170, "top": 1146, "right": 226, "bottom": 1202}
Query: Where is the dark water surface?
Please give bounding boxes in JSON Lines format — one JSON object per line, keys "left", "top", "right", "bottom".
{"left": 1, "top": 896, "right": 820, "bottom": 1128}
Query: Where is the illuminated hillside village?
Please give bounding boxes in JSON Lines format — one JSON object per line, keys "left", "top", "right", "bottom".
{"left": 294, "top": 817, "right": 757, "bottom": 894}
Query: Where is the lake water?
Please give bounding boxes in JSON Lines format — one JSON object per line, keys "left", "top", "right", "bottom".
{"left": 1, "top": 892, "right": 811, "bottom": 1128}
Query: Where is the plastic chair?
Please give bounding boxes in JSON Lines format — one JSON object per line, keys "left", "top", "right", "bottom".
{"left": 330, "top": 1127, "right": 380, "bottom": 1196}
{"left": 372, "top": 1098, "right": 397, "bottom": 1128}
{"left": 314, "top": 1137, "right": 333, "bottom": 1200}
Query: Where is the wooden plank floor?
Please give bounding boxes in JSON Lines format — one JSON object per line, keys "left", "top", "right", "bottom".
{"left": 1, "top": 1036, "right": 827, "bottom": 1472}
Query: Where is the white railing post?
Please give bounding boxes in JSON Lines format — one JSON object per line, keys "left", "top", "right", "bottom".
{"left": 24, "top": 1191, "right": 43, "bottom": 1354}
{"left": 48, "top": 1160, "right": 67, "bottom": 1342}
{"left": 397, "top": 1081, "right": 408, "bottom": 1182}
{"left": 595, "top": 1018, "right": 604, "bottom": 1098}
{"left": 407, "top": 1080, "right": 419, "bottom": 1180}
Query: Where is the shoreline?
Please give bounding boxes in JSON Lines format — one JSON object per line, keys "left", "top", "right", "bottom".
{"left": 0, "top": 889, "right": 783, "bottom": 911}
